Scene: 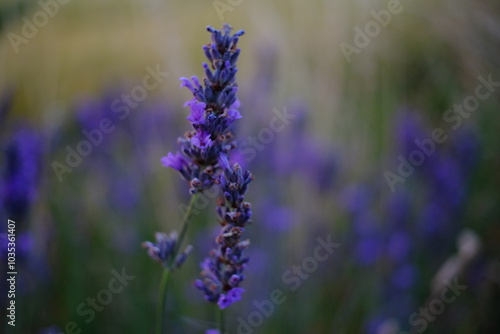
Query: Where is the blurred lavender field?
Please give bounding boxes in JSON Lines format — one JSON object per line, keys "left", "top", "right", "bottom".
{"left": 1, "top": 0, "right": 500, "bottom": 333}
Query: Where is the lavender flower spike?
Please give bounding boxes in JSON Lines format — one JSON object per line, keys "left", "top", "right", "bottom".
{"left": 145, "top": 24, "right": 249, "bottom": 334}
{"left": 163, "top": 24, "right": 254, "bottom": 310}
{"left": 196, "top": 163, "right": 254, "bottom": 308}
{"left": 161, "top": 23, "right": 245, "bottom": 194}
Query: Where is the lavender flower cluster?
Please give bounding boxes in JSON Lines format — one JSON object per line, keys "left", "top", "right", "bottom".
{"left": 196, "top": 162, "right": 253, "bottom": 308}
{"left": 162, "top": 24, "right": 245, "bottom": 194}
{"left": 142, "top": 231, "right": 193, "bottom": 270}
{"left": 145, "top": 24, "right": 253, "bottom": 309}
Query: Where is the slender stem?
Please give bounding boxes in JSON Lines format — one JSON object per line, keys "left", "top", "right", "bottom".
{"left": 219, "top": 308, "right": 226, "bottom": 334}
{"left": 175, "top": 193, "right": 199, "bottom": 255}
{"left": 156, "top": 194, "right": 199, "bottom": 334}
{"left": 157, "top": 268, "right": 171, "bottom": 334}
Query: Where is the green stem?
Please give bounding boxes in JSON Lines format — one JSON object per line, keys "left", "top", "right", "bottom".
{"left": 156, "top": 194, "right": 199, "bottom": 334}
{"left": 157, "top": 268, "right": 171, "bottom": 334}
{"left": 219, "top": 308, "right": 226, "bottom": 334}
{"left": 175, "top": 193, "right": 199, "bottom": 255}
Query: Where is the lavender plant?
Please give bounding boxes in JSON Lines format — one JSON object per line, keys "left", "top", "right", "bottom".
{"left": 142, "top": 24, "right": 252, "bottom": 334}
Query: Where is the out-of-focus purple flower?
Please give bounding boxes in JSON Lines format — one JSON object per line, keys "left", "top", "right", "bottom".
{"left": 75, "top": 90, "right": 122, "bottom": 130}
{"left": 341, "top": 185, "right": 372, "bottom": 216}
{"left": 355, "top": 238, "right": 382, "bottom": 266}
{"left": 396, "top": 110, "right": 427, "bottom": 157}
{"left": 108, "top": 172, "right": 140, "bottom": 213}
{"left": 38, "top": 326, "right": 63, "bottom": 334}
{"left": 349, "top": 204, "right": 383, "bottom": 266}
{"left": 390, "top": 264, "right": 417, "bottom": 290}
{"left": 261, "top": 204, "right": 294, "bottom": 232}
{"left": 386, "top": 232, "right": 411, "bottom": 263}
{"left": 427, "top": 156, "right": 464, "bottom": 209}
{"left": 361, "top": 109, "right": 481, "bottom": 331}
{"left": 206, "top": 330, "right": 220, "bottom": 334}
{"left": 365, "top": 314, "right": 386, "bottom": 334}
{"left": 142, "top": 232, "right": 193, "bottom": 269}
{"left": 352, "top": 212, "right": 378, "bottom": 237}
{"left": 217, "top": 287, "right": 245, "bottom": 309}
{"left": 419, "top": 202, "right": 450, "bottom": 237}
{"left": 1, "top": 126, "right": 42, "bottom": 221}
{"left": 75, "top": 97, "right": 104, "bottom": 130}
{"left": 386, "top": 191, "right": 411, "bottom": 229}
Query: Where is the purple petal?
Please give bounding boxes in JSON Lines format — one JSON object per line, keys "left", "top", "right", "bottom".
{"left": 218, "top": 153, "right": 230, "bottom": 170}
{"left": 206, "top": 330, "right": 220, "bottom": 334}
{"left": 191, "top": 76, "right": 202, "bottom": 89}
{"left": 217, "top": 287, "right": 244, "bottom": 309}
{"left": 184, "top": 99, "right": 206, "bottom": 125}
{"left": 227, "top": 108, "right": 242, "bottom": 123}
{"left": 161, "top": 152, "right": 186, "bottom": 171}
{"left": 191, "top": 133, "right": 213, "bottom": 149}
{"left": 217, "top": 294, "right": 231, "bottom": 309}
{"left": 228, "top": 287, "right": 244, "bottom": 300}
{"left": 179, "top": 77, "right": 195, "bottom": 92}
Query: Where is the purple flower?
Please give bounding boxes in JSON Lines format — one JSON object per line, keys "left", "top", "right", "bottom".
{"left": 185, "top": 99, "right": 206, "bottom": 125}
{"left": 38, "top": 326, "right": 63, "bottom": 334}
{"left": 191, "top": 132, "right": 213, "bottom": 149}
{"left": 226, "top": 99, "right": 242, "bottom": 124}
{"left": 142, "top": 232, "right": 192, "bottom": 269}
{"left": 390, "top": 264, "right": 417, "bottom": 290}
{"left": 197, "top": 161, "right": 253, "bottom": 307}
{"left": 261, "top": 204, "right": 294, "bottom": 232}
{"left": 1, "top": 126, "right": 42, "bottom": 222}
{"left": 217, "top": 287, "right": 245, "bottom": 309}
{"left": 206, "top": 330, "right": 220, "bottom": 334}
{"left": 341, "top": 185, "right": 372, "bottom": 216}
{"left": 386, "top": 231, "right": 411, "bottom": 263}
{"left": 396, "top": 110, "right": 426, "bottom": 157}
{"left": 355, "top": 238, "right": 382, "bottom": 266}
{"left": 163, "top": 24, "right": 246, "bottom": 193}
{"left": 161, "top": 24, "right": 253, "bottom": 309}
{"left": 218, "top": 153, "right": 231, "bottom": 170}
{"left": 161, "top": 152, "right": 187, "bottom": 171}
{"left": 179, "top": 77, "right": 195, "bottom": 92}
